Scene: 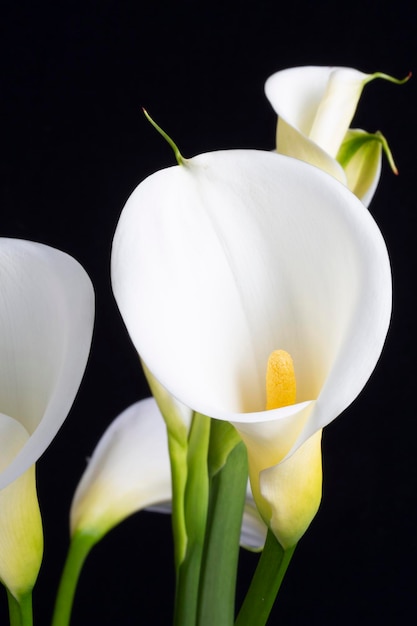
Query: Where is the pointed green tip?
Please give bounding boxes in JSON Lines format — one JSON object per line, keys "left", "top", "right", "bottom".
{"left": 337, "top": 129, "right": 399, "bottom": 176}
{"left": 366, "top": 70, "right": 412, "bottom": 86}
{"left": 142, "top": 108, "right": 186, "bottom": 166}
{"left": 375, "top": 131, "right": 399, "bottom": 175}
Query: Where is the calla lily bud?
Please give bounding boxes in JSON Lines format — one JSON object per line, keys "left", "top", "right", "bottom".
{"left": 112, "top": 148, "right": 391, "bottom": 546}
{"left": 71, "top": 398, "right": 266, "bottom": 548}
{"left": 0, "top": 238, "right": 95, "bottom": 491}
{"left": 265, "top": 66, "right": 408, "bottom": 205}
{"left": 0, "top": 416, "right": 43, "bottom": 599}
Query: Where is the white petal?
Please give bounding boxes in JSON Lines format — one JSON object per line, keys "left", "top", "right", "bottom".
{"left": 70, "top": 398, "right": 172, "bottom": 536}
{"left": 276, "top": 118, "right": 347, "bottom": 184}
{"left": 258, "top": 430, "right": 322, "bottom": 548}
{"left": 265, "top": 66, "right": 369, "bottom": 158}
{"left": 240, "top": 483, "right": 267, "bottom": 551}
{"left": 112, "top": 150, "right": 391, "bottom": 461}
{"left": 0, "top": 239, "right": 94, "bottom": 489}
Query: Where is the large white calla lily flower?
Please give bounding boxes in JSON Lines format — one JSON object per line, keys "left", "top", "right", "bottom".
{"left": 265, "top": 66, "right": 402, "bottom": 205}
{"left": 111, "top": 149, "right": 391, "bottom": 547}
{"left": 0, "top": 238, "right": 95, "bottom": 490}
{"left": 71, "top": 397, "right": 266, "bottom": 549}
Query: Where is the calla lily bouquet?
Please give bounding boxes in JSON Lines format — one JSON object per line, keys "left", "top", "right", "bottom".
{"left": 0, "top": 66, "right": 408, "bottom": 626}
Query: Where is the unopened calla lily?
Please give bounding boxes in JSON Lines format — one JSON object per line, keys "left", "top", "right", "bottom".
{"left": 111, "top": 148, "right": 391, "bottom": 548}
{"left": 265, "top": 65, "right": 407, "bottom": 205}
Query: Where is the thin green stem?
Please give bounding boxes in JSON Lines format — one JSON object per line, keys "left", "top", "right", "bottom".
{"left": 235, "top": 530, "right": 296, "bottom": 626}
{"left": 367, "top": 71, "right": 411, "bottom": 86}
{"left": 173, "top": 413, "right": 211, "bottom": 626}
{"left": 7, "top": 589, "right": 22, "bottom": 626}
{"left": 51, "top": 532, "right": 96, "bottom": 626}
{"left": 167, "top": 433, "right": 188, "bottom": 572}
{"left": 197, "top": 439, "right": 248, "bottom": 626}
{"left": 142, "top": 109, "right": 186, "bottom": 165}
{"left": 142, "top": 363, "right": 190, "bottom": 572}
{"left": 6, "top": 589, "right": 33, "bottom": 626}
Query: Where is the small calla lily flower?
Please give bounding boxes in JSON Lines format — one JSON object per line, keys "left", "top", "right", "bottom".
{"left": 265, "top": 66, "right": 407, "bottom": 205}
{"left": 111, "top": 149, "right": 391, "bottom": 547}
{"left": 70, "top": 398, "right": 171, "bottom": 539}
{"left": 71, "top": 397, "right": 266, "bottom": 548}
{"left": 0, "top": 238, "right": 95, "bottom": 491}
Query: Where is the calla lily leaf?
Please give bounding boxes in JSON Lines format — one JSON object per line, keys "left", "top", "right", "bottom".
{"left": 0, "top": 238, "right": 95, "bottom": 490}
{"left": 111, "top": 148, "right": 391, "bottom": 544}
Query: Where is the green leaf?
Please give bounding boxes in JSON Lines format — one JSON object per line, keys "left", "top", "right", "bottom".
{"left": 197, "top": 440, "right": 248, "bottom": 626}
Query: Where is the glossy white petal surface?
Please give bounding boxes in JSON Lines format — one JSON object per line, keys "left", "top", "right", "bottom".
{"left": 112, "top": 150, "right": 391, "bottom": 463}
{"left": 71, "top": 398, "right": 172, "bottom": 536}
{"left": 265, "top": 66, "right": 368, "bottom": 157}
{"left": 0, "top": 239, "right": 94, "bottom": 489}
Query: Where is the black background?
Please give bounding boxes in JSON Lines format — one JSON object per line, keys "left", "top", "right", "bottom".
{"left": 1, "top": 1, "right": 416, "bottom": 624}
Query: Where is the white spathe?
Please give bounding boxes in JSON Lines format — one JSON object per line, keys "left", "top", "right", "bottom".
{"left": 70, "top": 398, "right": 172, "bottom": 537}
{"left": 0, "top": 238, "right": 95, "bottom": 490}
{"left": 71, "top": 398, "right": 266, "bottom": 550}
{"left": 264, "top": 66, "right": 383, "bottom": 204}
{"left": 111, "top": 149, "right": 391, "bottom": 544}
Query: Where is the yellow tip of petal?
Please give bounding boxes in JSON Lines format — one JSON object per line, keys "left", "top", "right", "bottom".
{"left": 266, "top": 350, "right": 296, "bottom": 410}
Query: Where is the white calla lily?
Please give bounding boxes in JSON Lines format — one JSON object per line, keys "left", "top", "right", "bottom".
{"left": 71, "top": 397, "right": 266, "bottom": 549}
{"left": 0, "top": 238, "right": 95, "bottom": 490}
{"left": 70, "top": 398, "right": 171, "bottom": 538}
{"left": 111, "top": 149, "right": 391, "bottom": 546}
{"left": 265, "top": 66, "right": 404, "bottom": 205}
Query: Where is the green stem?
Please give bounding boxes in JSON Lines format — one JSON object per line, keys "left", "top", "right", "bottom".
{"left": 142, "top": 109, "right": 186, "bottom": 165}
{"left": 173, "top": 413, "right": 211, "bottom": 626}
{"left": 235, "top": 530, "right": 296, "bottom": 626}
{"left": 51, "top": 532, "right": 96, "bottom": 626}
{"left": 167, "top": 433, "right": 188, "bottom": 572}
{"left": 6, "top": 589, "right": 33, "bottom": 626}
{"left": 197, "top": 439, "right": 248, "bottom": 626}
